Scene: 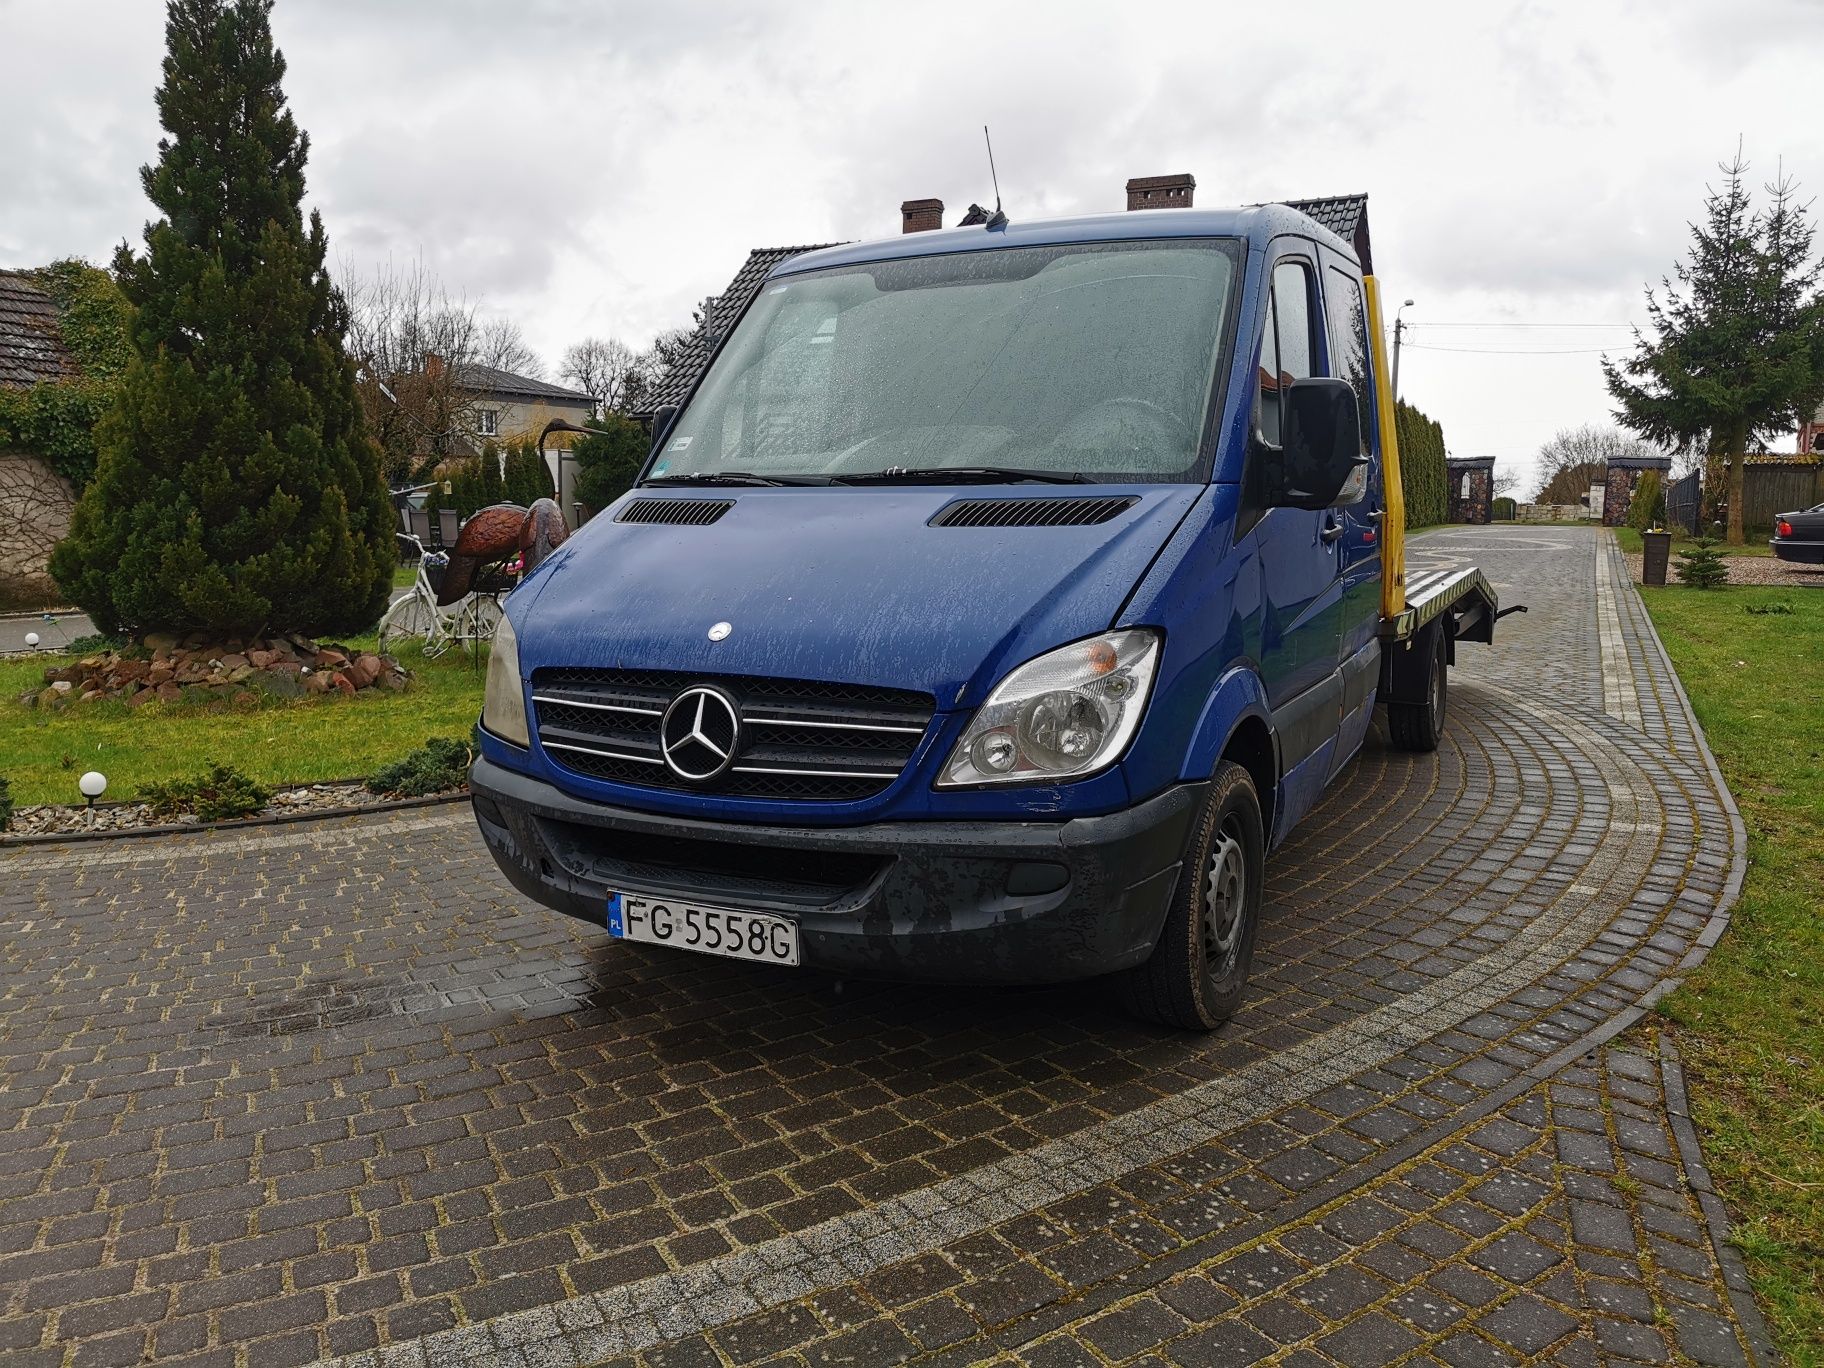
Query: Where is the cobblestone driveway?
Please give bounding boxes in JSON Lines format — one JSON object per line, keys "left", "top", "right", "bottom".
{"left": 0, "top": 527, "right": 1767, "bottom": 1368}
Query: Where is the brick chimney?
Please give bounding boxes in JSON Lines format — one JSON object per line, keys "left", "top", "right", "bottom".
{"left": 424, "top": 352, "right": 444, "bottom": 380}
{"left": 1126, "top": 174, "right": 1195, "bottom": 211}
{"left": 901, "top": 198, "right": 944, "bottom": 233}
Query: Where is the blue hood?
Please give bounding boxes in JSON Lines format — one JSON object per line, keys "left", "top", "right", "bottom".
{"left": 514, "top": 486, "right": 1197, "bottom": 709}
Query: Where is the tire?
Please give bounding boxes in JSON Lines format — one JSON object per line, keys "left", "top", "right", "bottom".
{"left": 1388, "top": 626, "right": 1447, "bottom": 752}
{"left": 1118, "top": 760, "right": 1267, "bottom": 1031}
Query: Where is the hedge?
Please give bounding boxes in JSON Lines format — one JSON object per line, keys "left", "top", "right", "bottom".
{"left": 1394, "top": 399, "right": 1449, "bottom": 528}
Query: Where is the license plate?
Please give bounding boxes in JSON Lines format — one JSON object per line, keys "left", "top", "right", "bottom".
{"left": 607, "top": 892, "right": 800, "bottom": 967}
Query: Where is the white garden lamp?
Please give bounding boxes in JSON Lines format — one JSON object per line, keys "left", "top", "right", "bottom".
{"left": 24, "top": 632, "right": 38, "bottom": 649}
{"left": 79, "top": 771, "right": 108, "bottom": 809}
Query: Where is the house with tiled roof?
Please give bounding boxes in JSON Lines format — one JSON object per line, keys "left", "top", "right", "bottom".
{"left": 630, "top": 179, "right": 1374, "bottom": 424}
{"left": 0, "top": 269, "right": 87, "bottom": 607}
{"left": 0, "top": 271, "right": 80, "bottom": 389}
{"left": 447, "top": 361, "right": 598, "bottom": 447}
{"left": 631, "top": 244, "right": 844, "bottom": 421}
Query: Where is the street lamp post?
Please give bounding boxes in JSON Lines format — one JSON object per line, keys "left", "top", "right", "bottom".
{"left": 1392, "top": 299, "right": 1415, "bottom": 403}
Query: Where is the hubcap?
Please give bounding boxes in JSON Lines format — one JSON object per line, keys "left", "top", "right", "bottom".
{"left": 1202, "top": 818, "right": 1248, "bottom": 971}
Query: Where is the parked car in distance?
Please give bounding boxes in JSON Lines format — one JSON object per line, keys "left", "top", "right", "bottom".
{"left": 1771, "top": 503, "right": 1824, "bottom": 563}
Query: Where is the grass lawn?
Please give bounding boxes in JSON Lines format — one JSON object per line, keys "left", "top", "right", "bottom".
{"left": 1614, "top": 525, "right": 1777, "bottom": 557}
{"left": 1640, "top": 583, "right": 1824, "bottom": 1359}
{"left": 0, "top": 635, "right": 485, "bottom": 807}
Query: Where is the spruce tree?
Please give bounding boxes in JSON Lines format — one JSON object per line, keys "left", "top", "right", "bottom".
{"left": 50, "top": 0, "right": 393, "bottom": 637}
{"left": 1605, "top": 150, "right": 1824, "bottom": 544}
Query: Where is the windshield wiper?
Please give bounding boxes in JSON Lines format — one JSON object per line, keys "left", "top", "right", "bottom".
{"left": 642, "top": 471, "right": 830, "bottom": 487}
{"left": 831, "top": 465, "right": 1092, "bottom": 486}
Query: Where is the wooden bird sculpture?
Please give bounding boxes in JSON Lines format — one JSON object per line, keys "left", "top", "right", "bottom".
{"left": 435, "top": 499, "right": 570, "bottom": 606}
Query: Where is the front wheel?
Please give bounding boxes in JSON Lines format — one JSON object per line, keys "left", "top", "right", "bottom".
{"left": 1118, "top": 761, "right": 1266, "bottom": 1031}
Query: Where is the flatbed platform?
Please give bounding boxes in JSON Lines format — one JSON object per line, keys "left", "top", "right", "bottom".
{"left": 1381, "top": 565, "right": 1500, "bottom": 646}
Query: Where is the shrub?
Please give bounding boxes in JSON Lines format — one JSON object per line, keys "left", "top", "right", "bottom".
{"left": 366, "top": 735, "right": 474, "bottom": 798}
{"left": 0, "top": 777, "right": 13, "bottom": 832}
{"left": 50, "top": 0, "right": 393, "bottom": 639}
{"left": 572, "top": 413, "right": 649, "bottom": 516}
{"left": 1492, "top": 496, "right": 1517, "bottom": 521}
{"left": 139, "top": 765, "right": 271, "bottom": 822}
{"left": 1674, "top": 537, "right": 1729, "bottom": 589}
{"left": 64, "top": 632, "right": 129, "bottom": 656}
{"left": 503, "top": 441, "right": 555, "bottom": 507}
{"left": 1628, "top": 471, "right": 1666, "bottom": 532}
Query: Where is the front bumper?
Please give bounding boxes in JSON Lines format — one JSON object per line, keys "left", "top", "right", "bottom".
{"left": 469, "top": 755, "right": 1205, "bottom": 985}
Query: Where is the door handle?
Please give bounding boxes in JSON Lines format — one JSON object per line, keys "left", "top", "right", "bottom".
{"left": 1319, "top": 518, "right": 1346, "bottom": 544}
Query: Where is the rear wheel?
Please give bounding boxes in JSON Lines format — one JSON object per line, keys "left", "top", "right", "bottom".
{"left": 1388, "top": 625, "right": 1447, "bottom": 752}
{"left": 1118, "top": 761, "right": 1266, "bottom": 1031}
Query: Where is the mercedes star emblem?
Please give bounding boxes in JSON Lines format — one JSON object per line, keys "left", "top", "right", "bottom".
{"left": 707, "top": 621, "right": 732, "bottom": 641}
{"left": 659, "top": 685, "right": 741, "bottom": 782}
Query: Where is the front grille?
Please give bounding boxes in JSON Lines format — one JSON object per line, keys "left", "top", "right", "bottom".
{"left": 536, "top": 817, "right": 886, "bottom": 907}
{"left": 531, "top": 667, "right": 935, "bottom": 802}
{"left": 930, "top": 495, "right": 1138, "bottom": 528}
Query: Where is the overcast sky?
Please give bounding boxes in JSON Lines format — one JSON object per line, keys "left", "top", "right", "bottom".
{"left": 5, "top": 0, "right": 1823, "bottom": 493}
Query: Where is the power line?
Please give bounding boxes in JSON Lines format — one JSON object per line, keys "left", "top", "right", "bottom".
{"left": 1402, "top": 342, "right": 1618, "bottom": 356}
{"left": 1405, "top": 321, "right": 1635, "bottom": 329}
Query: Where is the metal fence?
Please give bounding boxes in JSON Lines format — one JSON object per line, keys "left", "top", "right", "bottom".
{"left": 1665, "top": 471, "right": 1701, "bottom": 534}
{"left": 1660, "top": 464, "right": 1822, "bottom": 535}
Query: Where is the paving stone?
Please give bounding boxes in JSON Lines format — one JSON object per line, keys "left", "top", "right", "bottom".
{"left": 0, "top": 529, "right": 1760, "bottom": 1368}
{"left": 1475, "top": 1293, "right": 1579, "bottom": 1355}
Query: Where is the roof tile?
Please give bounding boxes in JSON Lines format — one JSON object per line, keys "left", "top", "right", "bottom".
{"left": 637, "top": 244, "right": 844, "bottom": 415}
{"left": 0, "top": 270, "right": 78, "bottom": 389}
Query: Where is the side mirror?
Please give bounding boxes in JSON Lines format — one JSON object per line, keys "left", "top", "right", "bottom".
{"left": 650, "top": 404, "right": 679, "bottom": 456}
{"left": 1275, "top": 378, "right": 1367, "bottom": 510}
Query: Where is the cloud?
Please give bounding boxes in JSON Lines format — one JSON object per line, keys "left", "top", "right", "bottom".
{"left": 4, "top": 0, "right": 1823, "bottom": 493}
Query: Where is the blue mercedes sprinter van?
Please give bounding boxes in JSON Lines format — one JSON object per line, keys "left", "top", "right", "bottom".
{"left": 468, "top": 201, "right": 1498, "bottom": 1028}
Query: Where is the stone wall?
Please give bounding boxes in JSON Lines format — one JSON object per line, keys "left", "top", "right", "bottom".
{"left": 0, "top": 452, "right": 76, "bottom": 609}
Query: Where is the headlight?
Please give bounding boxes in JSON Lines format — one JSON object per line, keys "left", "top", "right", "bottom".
{"left": 482, "top": 612, "right": 530, "bottom": 747}
{"left": 937, "top": 629, "right": 1161, "bottom": 788}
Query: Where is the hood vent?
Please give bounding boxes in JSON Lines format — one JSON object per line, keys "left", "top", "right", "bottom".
{"left": 930, "top": 495, "right": 1138, "bottom": 529}
{"left": 617, "top": 498, "right": 735, "bottom": 526}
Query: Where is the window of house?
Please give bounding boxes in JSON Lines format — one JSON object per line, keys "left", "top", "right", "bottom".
{"left": 478, "top": 408, "right": 499, "bottom": 437}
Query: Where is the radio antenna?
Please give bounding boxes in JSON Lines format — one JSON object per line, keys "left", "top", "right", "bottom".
{"left": 982, "top": 126, "right": 1008, "bottom": 229}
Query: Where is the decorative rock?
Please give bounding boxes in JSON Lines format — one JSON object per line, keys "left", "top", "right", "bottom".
{"left": 250, "top": 668, "right": 304, "bottom": 698}
{"left": 27, "top": 634, "right": 409, "bottom": 707}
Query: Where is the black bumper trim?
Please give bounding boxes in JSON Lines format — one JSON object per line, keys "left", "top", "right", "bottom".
{"left": 468, "top": 756, "right": 1207, "bottom": 985}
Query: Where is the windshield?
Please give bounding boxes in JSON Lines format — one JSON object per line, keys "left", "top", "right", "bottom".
{"left": 650, "top": 239, "right": 1241, "bottom": 485}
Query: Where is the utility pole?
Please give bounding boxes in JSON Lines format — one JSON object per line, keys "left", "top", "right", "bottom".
{"left": 1392, "top": 299, "right": 1414, "bottom": 403}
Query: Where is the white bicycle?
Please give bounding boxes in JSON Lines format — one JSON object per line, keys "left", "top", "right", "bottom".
{"left": 377, "top": 534, "right": 503, "bottom": 658}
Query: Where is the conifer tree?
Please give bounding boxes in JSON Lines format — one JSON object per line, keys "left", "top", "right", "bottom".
{"left": 51, "top": 0, "right": 393, "bottom": 637}
{"left": 1605, "top": 150, "right": 1824, "bottom": 544}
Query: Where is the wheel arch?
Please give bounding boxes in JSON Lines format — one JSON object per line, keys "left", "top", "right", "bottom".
{"left": 1181, "top": 664, "right": 1279, "bottom": 840}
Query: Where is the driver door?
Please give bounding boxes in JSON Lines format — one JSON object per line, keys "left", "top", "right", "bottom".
{"left": 1251, "top": 252, "right": 1346, "bottom": 828}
